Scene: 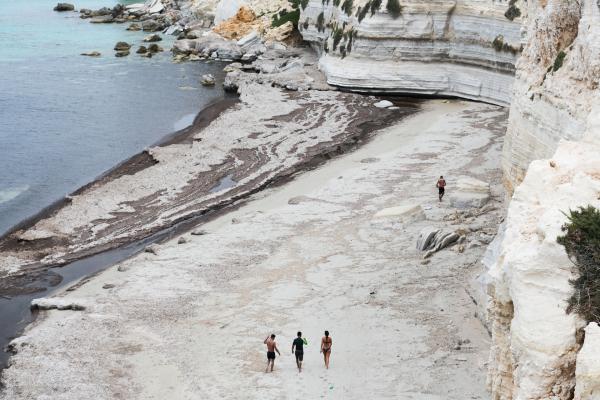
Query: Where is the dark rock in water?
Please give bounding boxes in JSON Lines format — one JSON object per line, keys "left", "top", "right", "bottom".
{"left": 113, "top": 17, "right": 126, "bottom": 23}
{"left": 53, "top": 3, "right": 74, "bottom": 11}
{"left": 111, "top": 4, "right": 124, "bottom": 16}
{"left": 200, "top": 74, "right": 216, "bottom": 86}
{"left": 79, "top": 8, "right": 92, "bottom": 14}
{"left": 142, "top": 19, "right": 162, "bottom": 32}
{"left": 126, "top": 23, "right": 141, "bottom": 31}
{"left": 80, "top": 51, "right": 101, "bottom": 57}
{"left": 91, "top": 6, "right": 111, "bottom": 16}
{"left": 115, "top": 50, "right": 130, "bottom": 57}
{"left": 140, "top": 52, "right": 153, "bottom": 58}
{"left": 147, "top": 43, "right": 164, "bottom": 53}
{"left": 114, "top": 41, "right": 131, "bottom": 51}
{"left": 90, "top": 15, "right": 114, "bottom": 23}
{"left": 136, "top": 45, "right": 148, "bottom": 54}
{"left": 143, "top": 33, "right": 162, "bottom": 42}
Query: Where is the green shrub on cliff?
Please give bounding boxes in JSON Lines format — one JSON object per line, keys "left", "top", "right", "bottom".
{"left": 557, "top": 206, "right": 600, "bottom": 323}
{"left": 386, "top": 0, "right": 402, "bottom": 19}
{"left": 357, "top": 3, "right": 369, "bottom": 22}
{"left": 553, "top": 51, "right": 567, "bottom": 72}
{"left": 341, "top": 0, "right": 353, "bottom": 15}
{"left": 504, "top": 0, "right": 521, "bottom": 21}
{"left": 370, "top": 0, "right": 382, "bottom": 15}
{"left": 317, "top": 11, "right": 325, "bottom": 32}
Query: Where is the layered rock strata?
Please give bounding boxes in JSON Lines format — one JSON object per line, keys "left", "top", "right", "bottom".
{"left": 487, "top": 140, "right": 600, "bottom": 400}
{"left": 501, "top": 0, "right": 599, "bottom": 191}
{"left": 300, "top": 0, "right": 523, "bottom": 105}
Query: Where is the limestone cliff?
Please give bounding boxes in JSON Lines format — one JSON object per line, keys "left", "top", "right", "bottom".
{"left": 502, "top": 0, "right": 600, "bottom": 191}
{"left": 300, "top": 0, "right": 524, "bottom": 105}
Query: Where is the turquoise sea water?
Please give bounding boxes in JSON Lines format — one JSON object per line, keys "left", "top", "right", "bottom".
{"left": 0, "top": 0, "right": 226, "bottom": 234}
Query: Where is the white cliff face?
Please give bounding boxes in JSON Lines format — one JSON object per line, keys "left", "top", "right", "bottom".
{"left": 300, "top": 0, "right": 524, "bottom": 105}
{"left": 501, "top": 0, "right": 600, "bottom": 191}
{"left": 575, "top": 322, "right": 600, "bottom": 400}
{"left": 488, "top": 140, "right": 600, "bottom": 400}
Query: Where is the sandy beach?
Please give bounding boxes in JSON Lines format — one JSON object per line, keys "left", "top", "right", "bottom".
{"left": 1, "top": 98, "right": 507, "bottom": 399}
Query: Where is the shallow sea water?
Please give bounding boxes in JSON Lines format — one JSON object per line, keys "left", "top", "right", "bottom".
{"left": 0, "top": 0, "right": 226, "bottom": 234}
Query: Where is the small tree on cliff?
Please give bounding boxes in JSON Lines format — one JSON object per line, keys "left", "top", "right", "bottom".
{"left": 557, "top": 205, "right": 600, "bottom": 323}
{"left": 386, "top": 0, "right": 402, "bottom": 19}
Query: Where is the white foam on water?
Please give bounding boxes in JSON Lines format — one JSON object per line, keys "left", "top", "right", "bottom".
{"left": 0, "top": 185, "right": 29, "bottom": 205}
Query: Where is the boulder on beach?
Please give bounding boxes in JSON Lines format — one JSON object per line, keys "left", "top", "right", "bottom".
{"left": 80, "top": 51, "right": 101, "bottom": 57}
{"left": 448, "top": 177, "right": 491, "bottom": 209}
{"left": 114, "top": 41, "right": 131, "bottom": 51}
{"left": 416, "top": 228, "right": 460, "bottom": 253}
{"left": 143, "top": 34, "right": 162, "bottom": 42}
{"left": 136, "top": 45, "right": 148, "bottom": 54}
{"left": 126, "top": 23, "right": 141, "bottom": 31}
{"left": 374, "top": 100, "right": 394, "bottom": 108}
{"left": 201, "top": 74, "right": 216, "bottom": 86}
{"left": 115, "top": 50, "right": 130, "bottom": 57}
{"left": 53, "top": 3, "right": 75, "bottom": 11}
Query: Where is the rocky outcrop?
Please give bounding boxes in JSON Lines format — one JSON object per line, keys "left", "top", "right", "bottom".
{"left": 501, "top": 0, "right": 600, "bottom": 191}
{"left": 575, "top": 322, "right": 600, "bottom": 400}
{"left": 487, "top": 140, "right": 600, "bottom": 400}
{"left": 300, "top": 0, "right": 524, "bottom": 105}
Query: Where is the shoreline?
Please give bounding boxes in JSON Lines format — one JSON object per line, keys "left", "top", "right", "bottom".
{"left": 0, "top": 86, "right": 422, "bottom": 374}
{"left": 0, "top": 98, "right": 507, "bottom": 398}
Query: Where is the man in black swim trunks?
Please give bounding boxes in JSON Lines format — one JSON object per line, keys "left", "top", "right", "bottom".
{"left": 292, "top": 331, "right": 305, "bottom": 372}
{"left": 264, "top": 334, "right": 281, "bottom": 373}
{"left": 436, "top": 175, "right": 446, "bottom": 202}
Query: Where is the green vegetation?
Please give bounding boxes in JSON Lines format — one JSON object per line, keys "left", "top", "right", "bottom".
{"left": 333, "top": 0, "right": 341, "bottom": 6}
{"left": 272, "top": 0, "right": 312, "bottom": 28}
{"left": 492, "top": 35, "right": 520, "bottom": 55}
{"left": 505, "top": 0, "right": 521, "bottom": 21}
{"left": 386, "top": 0, "right": 402, "bottom": 19}
{"left": 558, "top": 206, "right": 600, "bottom": 323}
{"left": 341, "top": 0, "right": 353, "bottom": 15}
{"left": 370, "top": 0, "right": 382, "bottom": 15}
{"left": 553, "top": 50, "right": 567, "bottom": 72}
{"left": 332, "top": 28, "right": 343, "bottom": 50}
{"left": 317, "top": 11, "right": 325, "bottom": 32}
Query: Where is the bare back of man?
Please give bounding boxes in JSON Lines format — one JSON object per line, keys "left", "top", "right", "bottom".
{"left": 264, "top": 334, "right": 281, "bottom": 372}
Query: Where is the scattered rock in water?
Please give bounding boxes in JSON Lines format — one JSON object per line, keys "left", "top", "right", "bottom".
{"left": 31, "top": 298, "right": 85, "bottom": 311}
{"left": 142, "top": 19, "right": 162, "bottom": 32}
{"left": 373, "top": 204, "right": 426, "bottom": 223}
{"left": 79, "top": 8, "right": 92, "bottom": 17}
{"left": 90, "top": 15, "right": 114, "bottom": 23}
{"left": 53, "top": 3, "right": 74, "bottom": 11}
{"left": 126, "top": 23, "right": 141, "bottom": 31}
{"left": 140, "top": 52, "right": 153, "bottom": 58}
{"left": 114, "top": 41, "right": 131, "bottom": 51}
{"left": 80, "top": 51, "right": 101, "bottom": 57}
{"left": 374, "top": 100, "right": 394, "bottom": 108}
{"left": 143, "top": 33, "right": 162, "bottom": 42}
{"left": 417, "top": 228, "right": 460, "bottom": 252}
{"left": 102, "top": 283, "right": 115, "bottom": 289}
{"left": 191, "top": 229, "right": 207, "bottom": 236}
{"left": 136, "top": 45, "right": 148, "bottom": 54}
{"left": 147, "top": 43, "right": 163, "bottom": 53}
{"left": 200, "top": 74, "right": 216, "bottom": 86}
{"left": 115, "top": 50, "right": 130, "bottom": 57}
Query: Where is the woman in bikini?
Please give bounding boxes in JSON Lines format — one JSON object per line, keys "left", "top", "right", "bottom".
{"left": 320, "top": 330, "right": 332, "bottom": 369}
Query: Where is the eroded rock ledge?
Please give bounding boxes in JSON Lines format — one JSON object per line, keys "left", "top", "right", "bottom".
{"left": 300, "top": 0, "right": 524, "bottom": 105}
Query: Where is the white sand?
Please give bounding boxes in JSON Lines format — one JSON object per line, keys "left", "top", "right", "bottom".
{"left": 1, "top": 99, "right": 507, "bottom": 399}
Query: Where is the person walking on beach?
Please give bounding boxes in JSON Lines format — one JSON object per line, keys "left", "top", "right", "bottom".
{"left": 436, "top": 175, "right": 447, "bottom": 202}
{"left": 292, "top": 331, "right": 306, "bottom": 372}
{"left": 264, "top": 334, "right": 281, "bottom": 373}
{"left": 320, "top": 330, "right": 332, "bottom": 369}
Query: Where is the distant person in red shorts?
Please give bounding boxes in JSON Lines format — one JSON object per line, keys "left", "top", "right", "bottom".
{"left": 436, "top": 176, "right": 446, "bottom": 202}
